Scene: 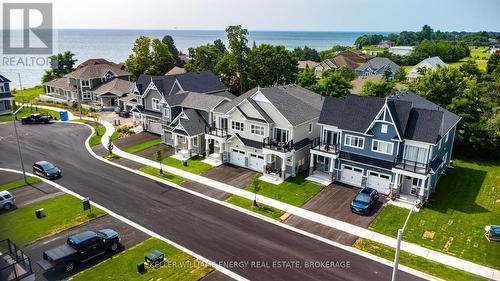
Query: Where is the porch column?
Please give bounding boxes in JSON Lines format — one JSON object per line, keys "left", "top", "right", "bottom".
{"left": 418, "top": 178, "right": 425, "bottom": 197}
{"left": 263, "top": 153, "right": 269, "bottom": 174}
{"left": 309, "top": 153, "right": 314, "bottom": 175}
{"left": 187, "top": 137, "right": 192, "bottom": 157}
{"left": 281, "top": 156, "right": 286, "bottom": 180}
{"left": 205, "top": 139, "right": 210, "bottom": 157}
{"left": 393, "top": 173, "right": 400, "bottom": 194}
{"left": 328, "top": 157, "right": 335, "bottom": 180}
{"left": 173, "top": 133, "right": 178, "bottom": 153}
{"left": 291, "top": 153, "right": 296, "bottom": 177}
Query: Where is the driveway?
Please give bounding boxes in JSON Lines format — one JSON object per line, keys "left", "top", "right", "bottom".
{"left": 23, "top": 215, "right": 150, "bottom": 281}
{"left": 9, "top": 182, "right": 64, "bottom": 208}
{"left": 113, "top": 132, "right": 158, "bottom": 150}
{"left": 285, "top": 183, "right": 386, "bottom": 245}
{"left": 135, "top": 143, "right": 174, "bottom": 161}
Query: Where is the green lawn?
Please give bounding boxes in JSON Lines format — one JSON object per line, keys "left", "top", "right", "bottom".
{"left": 0, "top": 177, "right": 41, "bottom": 191}
{"left": 138, "top": 165, "right": 186, "bottom": 184}
{"left": 11, "top": 86, "right": 44, "bottom": 103}
{"left": 369, "top": 159, "right": 500, "bottom": 269}
{"left": 123, "top": 138, "right": 162, "bottom": 154}
{"left": 243, "top": 172, "right": 324, "bottom": 207}
{"left": 0, "top": 194, "right": 106, "bottom": 246}
{"left": 71, "top": 238, "right": 213, "bottom": 281}
{"left": 162, "top": 156, "right": 212, "bottom": 175}
{"left": 0, "top": 106, "right": 59, "bottom": 122}
{"left": 353, "top": 239, "right": 487, "bottom": 281}
{"left": 89, "top": 125, "right": 106, "bottom": 147}
{"left": 226, "top": 195, "right": 285, "bottom": 221}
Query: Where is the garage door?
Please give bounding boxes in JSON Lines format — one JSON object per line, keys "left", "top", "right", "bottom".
{"left": 367, "top": 171, "right": 391, "bottom": 194}
{"left": 148, "top": 119, "right": 162, "bottom": 135}
{"left": 230, "top": 149, "right": 246, "bottom": 167}
{"left": 248, "top": 153, "right": 264, "bottom": 172}
{"left": 341, "top": 165, "right": 363, "bottom": 187}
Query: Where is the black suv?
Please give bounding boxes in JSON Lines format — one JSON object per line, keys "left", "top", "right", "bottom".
{"left": 33, "top": 161, "right": 62, "bottom": 179}
{"left": 21, "top": 114, "right": 52, "bottom": 124}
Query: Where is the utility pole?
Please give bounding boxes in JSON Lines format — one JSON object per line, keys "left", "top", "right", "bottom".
{"left": 12, "top": 105, "right": 27, "bottom": 184}
{"left": 17, "top": 73, "right": 24, "bottom": 104}
{"left": 391, "top": 200, "right": 419, "bottom": 281}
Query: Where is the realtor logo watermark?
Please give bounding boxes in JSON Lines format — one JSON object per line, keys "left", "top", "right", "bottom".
{"left": 1, "top": 2, "right": 54, "bottom": 69}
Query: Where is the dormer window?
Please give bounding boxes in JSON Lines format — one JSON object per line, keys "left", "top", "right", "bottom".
{"left": 105, "top": 73, "right": 113, "bottom": 80}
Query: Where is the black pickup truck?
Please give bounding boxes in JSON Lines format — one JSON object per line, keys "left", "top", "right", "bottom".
{"left": 37, "top": 229, "right": 120, "bottom": 272}
{"left": 21, "top": 114, "right": 53, "bottom": 124}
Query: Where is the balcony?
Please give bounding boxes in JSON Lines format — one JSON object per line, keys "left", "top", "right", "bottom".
{"left": 0, "top": 239, "right": 33, "bottom": 281}
{"left": 262, "top": 137, "right": 294, "bottom": 153}
{"left": 310, "top": 137, "right": 339, "bottom": 155}
{"left": 393, "top": 156, "right": 430, "bottom": 174}
{"left": 205, "top": 123, "right": 228, "bottom": 138}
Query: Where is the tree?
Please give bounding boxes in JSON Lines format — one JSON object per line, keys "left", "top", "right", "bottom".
{"left": 148, "top": 38, "right": 174, "bottom": 75}
{"left": 319, "top": 45, "right": 350, "bottom": 60}
{"left": 107, "top": 140, "right": 114, "bottom": 156}
{"left": 226, "top": 25, "right": 250, "bottom": 94}
{"left": 292, "top": 46, "right": 321, "bottom": 62}
{"left": 296, "top": 68, "right": 318, "bottom": 88}
{"left": 214, "top": 51, "right": 239, "bottom": 93}
{"left": 213, "top": 39, "right": 226, "bottom": 54}
{"left": 125, "top": 36, "right": 175, "bottom": 80}
{"left": 459, "top": 60, "right": 481, "bottom": 78}
{"left": 383, "top": 66, "right": 393, "bottom": 80}
{"left": 41, "top": 51, "right": 76, "bottom": 82}
{"left": 251, "top": 174, "right": 261, "bottom": 207}
{"left": 155, "top": 150, "right": 163, "bottom": 174}
{"left": 247, "top": 44, "right": 298, "bottom": 87}
{"left": 486, "top": 53, "right": 500, "bottom": 74}
{"left": 125, "top": 36, "right": 152, "bottom": 80}
{"left": 394, "top": 68, "right": 407, "bottom": 82}
{"left": 360, "top": 80, "right": 396, "bottom": 97}
{"left": 92, "top": 114, "right": 100, "bottom": 136}
{"left": 185, "top": 43, "right": 224, "bottom": 73}
{"left": 337, "top": 67, "right": 356, "bottom": 81}
{"left": 161, "top": 35, "right": 179, "bottom": 63}
{"left": 419, "top": 25, "right": 433, "bottom": 41}
{"left": 310, "top": 70, "right": 352, "bottom": 97}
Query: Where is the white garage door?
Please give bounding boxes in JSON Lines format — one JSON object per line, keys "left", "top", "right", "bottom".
{"left": 341, "top": 165, "right": 363, "bottom": 187}
{"left": 248, "top": 153, "right": 264, "bottom": 172}
{"left": 230, "top": 149, "right": 246, "bottom": 167}
{"left": 148, "top": 120, "right": 162, "bottom": 135}
{"left": 367, "top": 171, "right": 391, "bottom": 194}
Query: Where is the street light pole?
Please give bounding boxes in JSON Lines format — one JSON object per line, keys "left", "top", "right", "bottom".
{"left": 391, "top": 200, "right": 419, "bottom": 281}
{"left": 12, "top": 105, "right": 27, "bottom": 184}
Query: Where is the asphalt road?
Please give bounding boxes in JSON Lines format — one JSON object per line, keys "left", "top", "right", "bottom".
{"left": 0, "top": 122, "right": 425, "bottom": 281}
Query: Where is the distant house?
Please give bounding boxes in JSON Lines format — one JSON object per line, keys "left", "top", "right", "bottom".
{"left": 76, "top": 58, "right": 126, "bottom": 70}
{"left": 355, "top": 57, "right": 401, "bottom": 78}
{"left": 314, "top": 56, "right": 358, "bottom": 77}
{"left": 0, "top": 75, "right": 13, "bottom": 116}
{"left": 165, "top": 66, "right": 186, "bottom": 76}
{"left": 406, "top": 56, "right": 447, "bottom": 82}
{"left": 297, "top": 60, "right": 319, "bottom": 70}
{"left": 389, "top": 46, "right": 414, "bottom": 56}
{"left": 377, "top": 40, "right": 394, "bottom": 48}
{"left": 350, "top": 75, "right": 383, "bottom": 95}
{"left": 337, "top": 50, "right": 374, "bottom": 63}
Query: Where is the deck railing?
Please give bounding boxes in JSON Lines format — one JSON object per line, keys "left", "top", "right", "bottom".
{"left": 205, "top": 123, "right": 228, "bottom": 137}
{"left": 393, "top": 156, "right": 430, "bottom": 174}
{"left": 262, "top": 137, "right": 293, "bottom": 152}
{"left": 0, "top": 239, "right": 33, "bottom": 281}
{"left": 310, "top": 137, "right": 339, "bottom": 154}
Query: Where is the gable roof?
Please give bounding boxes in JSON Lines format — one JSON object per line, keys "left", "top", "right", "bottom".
{"left": 420, "top": 56, "right": 447, "bottom": 69}
{"left": 94, "top": 78, "right": 135, "bottom": 97}
{"left": 165, "top": 66, "right": 186, "bottom": 75}
{"left": 356, "top": 57, "right": 400, "bottom": 74}
{"left": 318, "top": 55, "right": 358, "bottom": 71}
{"left": 0, "top": 75, "right": 11, "bottom": 83}
{"left": 298, "top": 60, "right": 319, "bottom": 69}
{"left": 67, "top": 64, "right": 130, "bottom": 80}
{"left": 176, "top": 108, "right": 209, "bottom": 136}
{"left": 166, "top": 91, "right": 229, "bottom": 111}
{"left": 43, "top": 77, "right": 72, "bottom": 91}
{"left": 337, "top": 50, "right": 374, "bottom": 63}
{"left": 76, "top": 58, "right": 125, "bottom": 70}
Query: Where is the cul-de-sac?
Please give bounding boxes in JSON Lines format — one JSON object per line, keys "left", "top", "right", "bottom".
{"left": 0, "top": 1, "right": 499, "bottom": 280}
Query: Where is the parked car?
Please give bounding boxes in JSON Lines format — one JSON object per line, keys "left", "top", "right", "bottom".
{"left": 37, "top": 229, "right": 120, "bottom": 272}
{"left": 33, "top": 161, "right": 62, "bottom": 179}
{"left": 0, "top": 190, "right": 14, "bottom": 210}
{"left": 21, "top": 114, "right": 52, "bottom": 124}
{"left": 350, "top": 187, "right": 379, "bottom": 215}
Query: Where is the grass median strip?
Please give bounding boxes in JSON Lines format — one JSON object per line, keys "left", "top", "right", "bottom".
{"left": 123, "top": 138, "right": 162, "bottom": 154}
{"left": 0, "top": 194, "right": 106, "bottom": 246}
{"left": 139, "top": 165, "right": 186, "bottom": 184}
{"left": 353, "top": 238, "right": 487, "bottom": 281}
{"left": 226, "top": 195, "right": 285, "bottom": 221}
{"left": 0, "top": 177, "right": 41, "bottom": 191}
{"left": 89, "top": 126, "right": 106, "bottom": 147}
{"left": 161, "top": 156, "right": 212, "bottom": 175}
{"left": 71, "top": 238, "right": 213, "bottom": 281}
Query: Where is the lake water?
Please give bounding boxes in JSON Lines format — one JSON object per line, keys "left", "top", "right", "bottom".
{"left": 1, "top": 29, "right": 388, "bottom": 88}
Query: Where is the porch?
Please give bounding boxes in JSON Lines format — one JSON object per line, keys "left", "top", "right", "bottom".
{"left": 389, "top": 171, "right": 428, "bottom": 210}
{"left": 307, "top": 149, "right": 337, "bottom": 186}
{"left": 0, "top": 99, "right": 13, "bottom": 115}
{"left": 204, "top": 124, "right": 229, "bottom": 165}
{"left": 171, "top": 132, "right": 204, "bottom": 160}
{"left": 260, "top": 152, "right": 294, "bottom": 184}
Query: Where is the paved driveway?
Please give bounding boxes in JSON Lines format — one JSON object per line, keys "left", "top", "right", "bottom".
{"left": 113, "top": 132, "right": 158, "bottom": 150}
{"left": 23, "top": 215, "right": 150, "bottom": 281}
{"left": 285, "top": 183, "right": 386, "bottom": 245}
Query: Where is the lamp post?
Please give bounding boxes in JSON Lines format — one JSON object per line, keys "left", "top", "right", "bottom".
{"left": 12, "top": 105, "right": 27, "bottom": 184}
{"left": 391, "top": 199, "right": 420, "bottom": 281}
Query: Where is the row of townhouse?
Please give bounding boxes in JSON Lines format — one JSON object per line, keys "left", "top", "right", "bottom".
{"left": 132, "top": 71, "right": 460, "bottom": 202}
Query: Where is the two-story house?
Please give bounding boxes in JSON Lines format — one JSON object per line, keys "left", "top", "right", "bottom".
{"left": 134, "top": 71, "right": 234, "bottom": 159}
{"left": 0, "top": 75, "right": 13, "bottom": 115}
{"left": 206, "top": 85, "right": 323, "bottom": 183}
{"left": 355, "top": 57, "right": 401, "bottom": 78}
{"left": 308, "top": 92, "right": 460, "bottom": 203}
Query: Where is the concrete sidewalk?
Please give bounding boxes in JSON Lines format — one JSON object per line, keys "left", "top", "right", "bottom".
{"left": 36, "top": 104, "right": 500, "bottom": 280}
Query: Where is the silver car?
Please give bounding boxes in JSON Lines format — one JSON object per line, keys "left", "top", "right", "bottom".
{"left": 0, "top": 190, "right": 14, "bottom": 210}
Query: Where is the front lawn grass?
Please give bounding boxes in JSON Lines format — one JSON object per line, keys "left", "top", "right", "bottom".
{"left": 353, "top": 239, "right": 487, "bottom": 281}
{"left": 138, "top": 165, "right": 185, "bottom": 184}
{"left": 0, "top": 177, "right": 41, "bottom": 191}
{"left": 369, "top": 159, "right": 500, "bottom": 269}
{"left": 0, "top": 106, "right": 59, "bottom": 122}
{"left": 123, "top": 138, "right": 162, "bottom": 154}
{"left": 11, "top": 85, "right": 44, "bottom": 103}
{"left": 71, "top": 238, "right": 213, "bottom": 281}
{"left": 226, "top": 195, "right": 285, "bottom": 221}
{"left": 162, "top": 156, "right": 212, "bottom": 175}
{"left": 244, "top": 172, "right": 324, "bottom": 207}
{"left": 89, "top": 125, "right": 106, "bottom": 147}
{"left": 0, "top": 194, "right": 106, "bottom": 246}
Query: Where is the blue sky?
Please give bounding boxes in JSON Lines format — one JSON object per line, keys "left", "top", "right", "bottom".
{"left": 52, "top": 0, "right": 500, "bottom": 32}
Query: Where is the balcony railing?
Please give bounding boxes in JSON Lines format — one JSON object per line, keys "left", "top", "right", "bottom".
{"left": 263, "top": 137, "right": 293, "bottom": 153}
{"left": 310, "top": 137, "right": 339, "bottom": 154}
{"left": 205, "top": 123, "right": 228, "bottom": 138}
{"left": 393, "top": 156, "right": 430, "bottom": 174}
{"left": 0, "top": 239, "right": 33, "bottom": 281}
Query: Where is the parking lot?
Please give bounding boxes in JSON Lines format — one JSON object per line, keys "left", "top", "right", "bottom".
{"left": 285, "top": 183, "right": 386, "bottom": 245}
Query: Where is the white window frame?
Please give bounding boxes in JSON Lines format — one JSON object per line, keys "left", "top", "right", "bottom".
{"left": 163, "top": 107, "right": 170, "bottom": 118}
{"left": 152, "top": 98, "right": 160, "bottom": 111}
{"left": 251, "top": 124, "right": 265, "bottom": 136}
{"left": 381, "top": 124, "right": 388, "bottom": 133}
{"left": 372, "top": 139, "right": 394, "bottom": 155}
{"left": 82, "top": 91, "right": 92, "bottom": 100}
{"left": 0, "top": 84, "right": 4, "bottom": 93}
{"left": 81, "top": 80, "right": 90, "bottom": 87}
{"left": 344, "top": 134, "right": 364, "bottom": 149}
{"left": 231, "top": 121, "right": 244, "bottom": 132}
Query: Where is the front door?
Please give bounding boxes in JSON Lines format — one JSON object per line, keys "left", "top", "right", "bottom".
{"left": 401, "top": 176, "right": 413, "bottom": 194}
{"left": 219, "top": 117, "right": 228, "bottom": 131}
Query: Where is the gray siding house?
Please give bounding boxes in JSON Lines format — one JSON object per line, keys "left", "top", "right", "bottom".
{"left": 0, "top": 75, "right": 13, "bottom": 115}
{"left": 134, "top": 71, "right": 234, "bottom": 159}
{"left": 308, "top": 92, "right": 460, "bottom": 204}
{"left": 355, "top": 57, "right": 401, "bottom": 78}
